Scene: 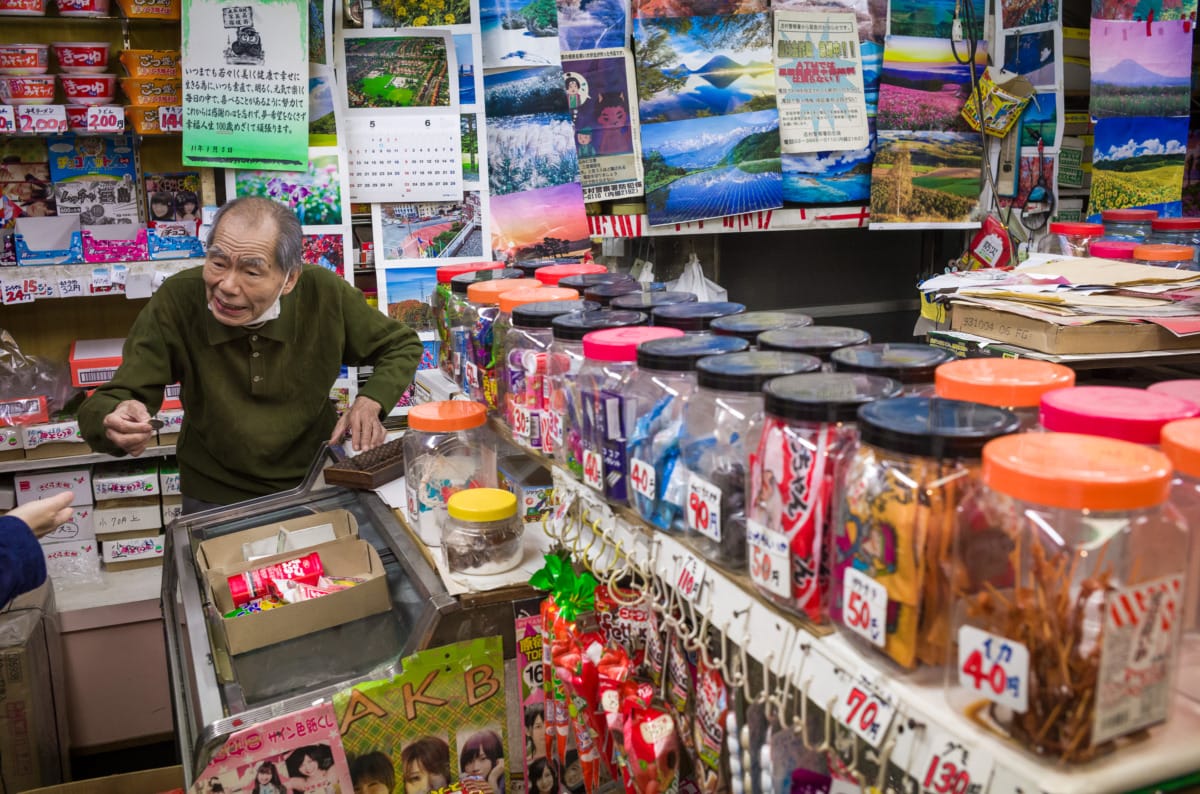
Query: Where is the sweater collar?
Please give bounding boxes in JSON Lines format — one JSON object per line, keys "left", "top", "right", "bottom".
{"left": 203, "top": 291, "right": 299, "bottom": 345}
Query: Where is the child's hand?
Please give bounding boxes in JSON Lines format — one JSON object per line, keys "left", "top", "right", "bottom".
{"left": 8, "top": 492, "right": 74, "bottom": 537}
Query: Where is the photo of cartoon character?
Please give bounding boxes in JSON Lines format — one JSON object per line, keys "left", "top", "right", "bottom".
{"left": 591, "top": 92, "right": 631, "bottom": 156}
{"left": 564, "top": 73, "right": 588, "bottom": 118}
{"left": 457, "top": 728, "right": 506, "bottom": 794}
{"left": 575, "top": 128, "right": 596, "bottom": 157}
{"left": 400, "top": 736, "right": 451, "bottom": 794}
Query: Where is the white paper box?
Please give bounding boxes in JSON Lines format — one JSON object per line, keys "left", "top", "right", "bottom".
{"left": 38, "top": 506, "right": 95, "bottom": 544}
{"left": 92, "top": 460, "right": 160, "bottom": 501}
{"left": 20, "top": 420, "right": 85, "bottom": 450}
{"left": 101, "top": 535, "right": 165, "bottom": 565}
{"left": 15, "top": 468, "right": 92, "bottom": 507}
{"left": 162, "top": 495, "right": 182, "bottom": 526}
{"left": 94, "top": 498, "right": 163, "bottom": 536}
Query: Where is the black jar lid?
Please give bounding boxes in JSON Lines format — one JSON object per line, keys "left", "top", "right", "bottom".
{"left": 584, "top": 281, "right": 645, "bottom": 307}
{"left": 764, "top": 373, "right": 902, "bottom": 424}
{"left": 636, "top": 333, "right": 749, "bottom": 372}
{"left": 512, "top": 299, "right": 601, "bottom": 329}
{"left": 857, "top": 397, "right": 1020, "bottom": 459}
{"left": 558, "top": 272, "right": 637, "bottom": 292}
{"left": 757, "top": 326, "right": 872, "bottom": 358}
{"left": 508, "top": 262, "right": 548, "bottom": 278}
{"left": 450, "top": 267, "right": 525, "bottom": 294}
{"left": 611, "top": 290, "right": 698, "bottom": 311}
{"left": 696, "top": 351, "right": 821, "bottom": 392}
{"left": 830, "top": 343, "right": 953, "bottom": 384}
{"left": 711, "top": 310, "right": 814, "bottom": 342}
{"left": 551, "top": 309, "right": 648, "bottom": 341}
{"left": 652, "top": 301, "right": 747, "bottom": 332}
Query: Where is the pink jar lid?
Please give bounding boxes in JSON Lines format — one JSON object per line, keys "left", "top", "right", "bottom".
{"left": 1148, "top": 379, "right": 1200, "bottom": 409}
{"left": 534, "top": 263, "right": 608, "bottom": 286}
{"left": 582, "top": 326, "right": 683, "bottom": 362}
{"left": 1040, "top": 385, "right": 1200, "bottom": 444}
{"left": 1088, "top": 240, "right": 1138, "bottom": 260}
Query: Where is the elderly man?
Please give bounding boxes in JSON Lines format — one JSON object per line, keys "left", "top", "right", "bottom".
{"left": 79, "top": 196, "right": 423, "bottom": 513}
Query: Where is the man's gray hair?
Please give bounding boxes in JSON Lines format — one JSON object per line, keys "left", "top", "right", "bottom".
{"left": 207, "top": 196, "right": 304, "bottom": 276}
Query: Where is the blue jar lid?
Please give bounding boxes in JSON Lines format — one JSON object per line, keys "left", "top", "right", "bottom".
{"left": 757, "top": 326, "right": 871, "bottom": 359}
{"left": 830, "top": 343, "right": 952, "bottom": 384}
{"left": 711, "top": 310, "right": 814, "bottom": 342}
{"left": 652, "top": 301, "right": 746, "bottom": 332}
{"left": 636, "top": 333, "right": 749, "bottom": 372}
{"left": 611, "top": 290, "right": 698, "bottom": 310}
{"left": 857, "top": 397, "right": 1020, "bottom": 459}
{"left": 551, "top": 309, "right": 648, "bottom": 341}
{"left": 512, "top": 299, "right": 601, "bottom": 328}
{"left": 696, "top": 351, "right": 820, "bottom": 392}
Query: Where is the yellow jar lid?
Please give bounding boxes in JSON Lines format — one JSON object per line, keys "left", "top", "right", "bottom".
{"left": 447, "top": 488, "right": 517, "bottom": 522}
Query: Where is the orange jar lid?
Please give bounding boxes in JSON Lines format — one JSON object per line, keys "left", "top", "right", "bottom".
{"left": 1132, "top": 243, "right": 1193, "bottom": 262}
{"left": 983, "top": 432, "right": 1172, "bottom": 511}
{"left": 934, "top": 358, "right": 1074, "bottom": 407}
{"left": 1161, "top": 418, "right": 1200, "bottom": 479}
{"left": 408, "top": 400, "right": 487, "bottom": 432}
{"left": 466, "top": 278, "right": 543, "bottom": 305}
{"left": 499, "top": 286, "right": 578, "bottom": 314}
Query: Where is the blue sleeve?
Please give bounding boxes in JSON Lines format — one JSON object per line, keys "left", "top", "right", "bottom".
{"left": 0, "top": 516, "right": 47, "bottom": 606}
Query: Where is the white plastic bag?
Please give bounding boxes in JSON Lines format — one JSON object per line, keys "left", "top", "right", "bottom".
{"left": 667, "top": 253, "right": 727, "bottom": 301}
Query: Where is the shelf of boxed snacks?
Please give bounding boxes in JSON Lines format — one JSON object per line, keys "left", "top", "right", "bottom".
{"left": 0, "top": 400, "right": 181, "bottom": 471}
{"left": 1, "top": 256, "right": 198, "bottom": 304}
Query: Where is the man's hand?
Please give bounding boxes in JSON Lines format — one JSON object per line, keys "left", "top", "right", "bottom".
{"left": 9, "top": 492, "right": 75, "bottom": 538}
{"left": 102, "top": 399, "right": 155, "bottom": 456}
{"left": 329, "top": 396, "right": 385, "bottom": 452}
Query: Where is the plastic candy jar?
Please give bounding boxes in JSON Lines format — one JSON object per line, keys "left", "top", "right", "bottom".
{"left": 1146, "top": 217, "right": 1200, "bottom": 268}
{"left": 652, "top": 301, "right": 746, "bottom": 333}
{"left": 756, "top": 325, "right": 872, "bottom": 365}
{"left": 831, "top": 397, "right": 1020, "bottom": 669}
{"left": 434, "top": 262, "right": 502, "bottom": 375}
{"left": 464, "top": 278, "right": 543, "bottom": 409}
{"left": 1160, "top": 418, "right": 1200, "bottom": 703}
{"left": 546, "top": 310, "right": 648, "bottom": 469}
{"left": 584, "top": 281, "right": 655, "bottom": 307}
{"left": 934, "top": 358, "right": 1074, "bottom": 430}
{"left": 947, "top": 432, "right": 1182, "bottom": 761}
{"left": 710, "top": 310, "right": 814, "bottom": 346}
{"left": 444, "top": 488, "right": 525, "bottom": 575}
{"left": 1148, "top": 379, "right": 1200, "bottom": 408}
{"left": 830, "top": 343, "right": 952, "bottom": 396}
{"left": 746, "top": 373, "right": 901, "bottom": 622}
{"left": 611, "top": 290, "right": 698, "bottom": 311}
{"left": 623, "top": 333, "right": 749, "bottom": 529}
{"left": 575, "top": 326, "right": 684, "bottom": 501}
{"left": 448, "top": 267, "right": 523, "bottom": 387}
{"left": 533, "top": 263, "right": 608, "bottom": 286}
{"left": 1040, "top": 386, "right": 1199, "bottom": 445}
{"left": 1035, "top": 222, "right": 1104, "bottom": 256}
{"left": 558, "top": 272, "right": 637, "bottom": 294}
{"left": 679, "top": 351, "right": 821, "bottom": 567}
{"left": 1100, "top": 208, "right": 1157, "bottom": 242}
{"left": 1088, "top": 240, "right": 1138, "bottom": 261}
{"left": 403, "top": 401, "right": 498, "bottom": 547}
{"left": 1132, "top": 243, "right": 1194, "bottom": 269}
{"left": 496, "top": 286, "right": 578, "bottom": 434}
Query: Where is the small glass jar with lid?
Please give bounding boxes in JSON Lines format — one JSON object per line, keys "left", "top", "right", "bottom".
{"left": 757, "top": 325, "right": 872, "bottom": 369}
{"left": 585, "top": 280, "right": 662, "bottom": 307}
{"left": 652, "top": 301, "right": 746, "bottom": 333}
{"left": 495, "top": 286, "right": 578, "bottom": 433}
{"left": 546, "top": 310, "right": 648, "bottom": 469}
{"left": 830, "top": 343, "right": 952, "bottom": 396}
{"left": 1133, "top": 243, "right": 1194, "bottom": 269}
{"left": 403, "top": 401, "right": 498, "bottom": 547}
{"left": 1036, "top": 221, "right": 1104, "bottom": 256}
{"left": 576, "top": 326, "right": 684, "bottom": 501}
{"left": 946, "top": 432, "right": 1182, "bottom": 761}
{"left": 533, "top": 263, "right": 608, "bottom": 287}
{"left": 434, "top": 262, "right": 501, "bottom": 376}
{"left": 831, "top": 397, "right": 1020, "bottom": 669}
{"left": 1088, "top": 240, "right": 1139, "bottom": 261}
{"left": 710, "top": 310, "right": 814, "bottom": 347}
{"left": 623, "top": 333, "right": 749, "bottom": 529}
{"left": 1040, "top": 385, "right": 1199, "bottom": 445}
{"left": 934, "top": 358, "right": 1075, "bottom": 430}
{"left": 1101, "top": 208, "right": 1157, "bottom": 242}
{"left": 679, "top": 351, "right": 821, "bottom": 567}
{"left": 1147, "top": 217, "right": 1200, "bottom": 268}
{"left": 448, "top": 267, "right": 523, "bottom": 387}
{"left": 464, "top": 278, "right": 544, "bottom": 409}
{"left": 746, "top": 373, "right": 901, "bottom": 622}
{"left": 443, "top": 488, "right": 526, "bottom": 575}
{"left": 1160, "top": 418, "right": 1200, "bottom": 703}
{"left": 611, "top": 290, "right": 698, "bottom": 312}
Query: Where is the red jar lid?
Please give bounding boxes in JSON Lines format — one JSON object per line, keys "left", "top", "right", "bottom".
{"left": 1048, "top": 221, "right": 1103, "bottom": 237}
{"left": 533, "top": 264, "right": 608, "bottom": 286}
{"left": 1151, "top": 217, "right": 1200, "bottom": 231}
{"left": 1088, "top": 240, "right": 1138, "bottom": 260}
{"left": 435, "top": 262, "right": 503, "bottom": 283}
{"left": 1102, "top": 208, "right": 1157, "bottom": 222}
{"left": 1040, "top": 385, "right": 1199, "bottom": 444}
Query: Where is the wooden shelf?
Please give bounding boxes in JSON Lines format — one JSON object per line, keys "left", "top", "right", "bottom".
{"left": 0, "top": 443, "right": 175, "bottom": 474}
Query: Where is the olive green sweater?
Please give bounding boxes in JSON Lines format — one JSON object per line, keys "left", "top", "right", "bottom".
{"left": 79, "top": 265, "right": 423, "bottom": 504}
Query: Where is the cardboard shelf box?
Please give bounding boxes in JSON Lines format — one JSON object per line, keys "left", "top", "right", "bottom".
{"left": 19, "top": 765, "right": 183, "bottom": 794}
{"left": 92, "top": 460, "right": 160, "bottom": 502}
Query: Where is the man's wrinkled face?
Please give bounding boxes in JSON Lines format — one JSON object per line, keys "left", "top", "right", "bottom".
{"left": 203, "top": 211, "right": 298, "bottom": 326}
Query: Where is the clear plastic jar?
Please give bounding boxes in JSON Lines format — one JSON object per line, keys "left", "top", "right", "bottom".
{"left": 435, "top": 262, "right": 501, "bottom": 376}
{"left": 1160, "top": 418, "right": 1200, "bottom": 703}
{"left": 584, "top": 281, "right": 656, "bottom": 307}
{"left": 710, "top": 310, "right": 814, "bottom": 347}
{"left": 1148, "top": 379, "right": 1200, "bottom": 408}
{"left": 448, "top": 267, "right": 523, "bottom": 388}
{"left": 503, "top": 298, "right": 598, "bottom": 450}
{"left": 1040, "top": 385, "right": 1199, "bottom": 445}
{"left": 496, "top": 286, "right": 579, "bottom": 434}
{"left": 746, "top": 373, "right": 901, "bottom": 622}
{"left": 464, "top": 278, "right": 543, "bottom": 409}
{"left": 403, "top": 401, "right": 498, "bottom": 547}
{"left": 1133, "top": 243, "right": 1194, "bottom": 269}
{"left": 576, "top": 326, "right": 684, "bottom": 501}
{"left": 831, "top": 397, "right": 1020, "bottom": 669}
{"left": 1101, "top": 208, "right": 1157, "bottom": 242}
{"left": 652, "top": 301, "right": 746, "bottom": 333}
{"left": 546, "top": 310, "right": 648, "bottom": 469}
{"left": 757, "top": 325, "right": 872, "bottom": 367}
{"left": 444, "top": 488, "right": 525, "bottom": 575}
{"left": 1147, "top": 217, "right": 1200, "bottom": 268}
{"left": 558, "top": 272, "right": 638, "bottom": 294}
{"left": 1036, "top": 221, "right": 1104, "bottom": 256}
{"left": 934, "top": 358, "right": 1075, "bottom": 430}
{"left": 830, "top": 343, "right": 952, "bottom": 396}
{"left": 679, "top": 351, "right": 821, "bottom": 567}
{"left": 623, "top": 334, "right": 749, "bottom": 529}
{"left": 1088, "top": 240, "right": 1139, "bottom": 261}
{"left": 534, "top": 263, "right": 608, "bottom": 286}
{"left": 947, "top": 432, "right": 1181, "bottom": 761}
{"left": 610, "top": 290, "right": 698, "bottom": 311}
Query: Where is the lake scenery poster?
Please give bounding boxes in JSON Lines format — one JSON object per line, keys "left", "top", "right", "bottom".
{"left": 782, "top": 123, "right": 875, "bottom": 205}
{"left": 556, "top": 0, "right": 627, "bottom": 51}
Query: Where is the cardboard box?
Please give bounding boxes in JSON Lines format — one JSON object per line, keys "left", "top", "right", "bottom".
{"left": 158, "top": 463, "right": 180, "bottom": 496}
{"left": 21, "top": 422, "right": 91, "bottom": 461}
{"left": 100, "top": 534, "right": 165, "bottom": 571}
{"left": 68, "top": 338, "right": 125, "bottom": 389}
{"left": 94, "top": 497, "right": 162, "bottom": 537}
{"left": 950, "top": 302, "right": 1200, "bottom": 355}
{"left": 38, "top": 506, "right": 95, "bottom": 545}
{"left": 155, "top": 409, "right": 183, "bottom": 446}
{"left": 1, "top": 396, "right": 49, "bottom": 428}
{"left": 161, "top": 495, "right": 182, "bottom": 526}
{"left": 196, "top": 509, "right": 359, "bottom": 573}
{"left": 0, "top": 426, "right": 24, "bottom": 463}
{"left": 92, "top": 460, "right": 160, "bottom": 502}
{"left": 19, "top": 765, "right": 183, "bottom": 793}
{"left": 161, "top": 383, "right": 182, "bottom": 412}
{"left": 206, "top": 537, "right": 389, "bottom": 655}
{"left": 15, "top": 468, "right": 92, "bottom": 507}
{"left": 41, "top": 539, "right": 100, "bottom": 579}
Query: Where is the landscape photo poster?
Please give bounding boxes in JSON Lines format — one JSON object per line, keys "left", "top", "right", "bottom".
{"left": 481, "top": 0, "right": 563, "bottom": 68}
{"left": 868, "top": 130, "right": 983, "bottom": 227}
{"left": 1088, "top": 115, "right": 1187, "bottom": 219}
{"left": 372, "top": 191, "right": 485, "bottom": 264}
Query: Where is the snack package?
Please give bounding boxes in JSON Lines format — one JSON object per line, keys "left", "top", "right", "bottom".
{"left": 227, "top": 551, "right": 323, "bottom": 607}
{"left": 692, "top": 658, "right": 728, "bottom": 794}
{"left": 622, "top": 692, "right": 681, "bottom": 794}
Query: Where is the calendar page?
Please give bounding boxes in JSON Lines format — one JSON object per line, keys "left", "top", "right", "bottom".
{"left": 345, "top": 116, "right": 462, "bottom": 202}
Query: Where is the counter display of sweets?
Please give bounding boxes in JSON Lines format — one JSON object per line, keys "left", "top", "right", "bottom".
{"left": 433, "top": 262, "right": 502, "bottom": 376}
{"left": 1161, "top": 417, "right": 1200, "bottom": 705}
{"left": 446, "top": 267, "right": 523, "bottom": 386}
{"left": 652, "top": 301, "right": 746, "bottom": 333}
{"left": 610, "top": 290, "right": 698, "bottom": 311}
{"left": 756, "top": 325, "right": 871, "bottom": 366}
{"left": 1040, "top": 386, "right": 1199, "bottom": 445}
{"left": 533, "top": 263, "right": 608, "bottom": 286}
{"left": 493, "top": 286, "right": 579, "bottom": 432}
{"left": 463, "top": 278, "right": 544, "bottom": 408}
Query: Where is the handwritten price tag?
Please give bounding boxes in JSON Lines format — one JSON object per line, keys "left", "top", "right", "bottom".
{"left": 583, "top": 447, "right": 603, "bottom": 491}
{"left": 111, "top": 263, "right": 127, "bottom": 286}
{"left": 630, "top": 457, "right": 656, "bottom": 501}
{"left": 0, "top": 106, "right": 14, "bottom": 133}
{"left": 675, "top": 552, "right": 706, "bottom": 603}
{"left": 957, "top": 625, "right": 1029, "bottom": 712}
{"left": 511, "top": 404, "right": 531, "bottom": 440}
{"left": 843, "top": 567, "right": 887, "bottom": 647}
{"left": 903, "top": 722, "right": 995, "bottom": 794}
{"left": 57, "top": 277, "right": 84, "bottom": 298}
{"left": 1, "top": 279, "right": 34, "bottom": 305}
{"left": 18, "top": 105, "right": 68, "bottom": 134}
{"left": 90, "top": 267, "right": 111, "bottom": 291}
{"left": 543, "top": 409, "right": 563, "bottom": 451}
{"left": 686, "top": 473, "right": 722, "bottom": 542}
{"left": 835, "top": 680, "right": 896, "bottom": 748}
{"left": 747, "top": 519, "right": 790, "bottom": 598}
{"left": 158, "top": 105, "right": 183, "bottom": 133}
{"left": 86, "top": 105, "right": 124, "bottom": 133}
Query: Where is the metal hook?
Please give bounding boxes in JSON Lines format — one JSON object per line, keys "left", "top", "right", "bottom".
{"left": 793, "top": 677, "right": 814, "bottom": 749}
{"left": 751, "top": 652, "right": 775, "bottom": 707}
{"left": 719, "top": 609, "right": 749, "bottom": 688}
{"left": 813, "top": 696, "right": 837, "bottom": 754}
{"left": 874, "top": 734, "right": 897, "bottom": 793}
{"left": 699, "top": 614, "right": 726, "bottom": 673}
